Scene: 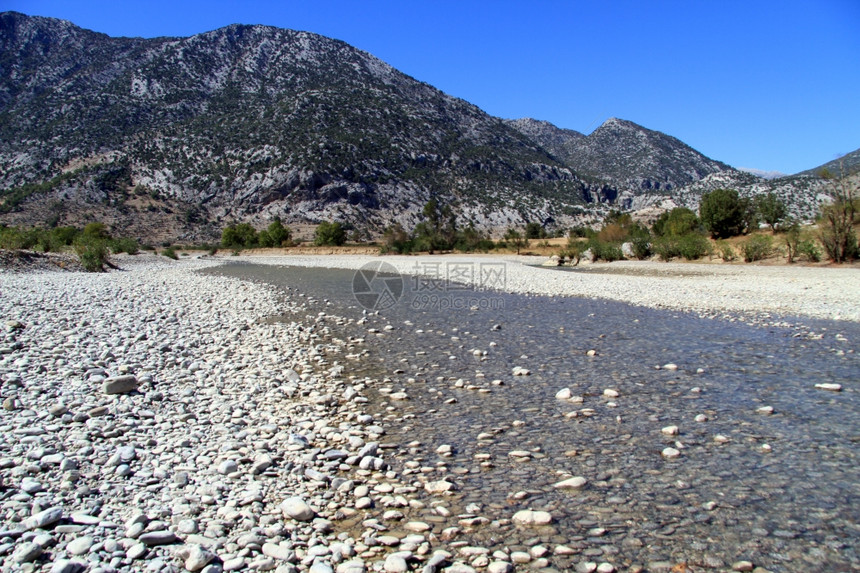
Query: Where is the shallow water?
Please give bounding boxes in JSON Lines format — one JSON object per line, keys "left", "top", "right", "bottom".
{"left": 205, "top": 262, "right": 860, "bottom": 572}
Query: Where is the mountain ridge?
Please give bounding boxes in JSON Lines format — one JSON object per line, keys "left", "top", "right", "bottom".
{"left": 1, "top": 12, "right": 596, "bottom": 240}
{"left": 0, "top": 12, "right": 851, "bottom": 240}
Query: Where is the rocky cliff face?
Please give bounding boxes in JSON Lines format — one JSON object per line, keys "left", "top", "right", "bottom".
{"left": 0, "top": 12, "right": 591, "bottom": 240}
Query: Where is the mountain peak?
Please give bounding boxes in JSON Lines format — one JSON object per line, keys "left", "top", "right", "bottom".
{"left": 508, "top": 117, "right": 730, "bottom": 194}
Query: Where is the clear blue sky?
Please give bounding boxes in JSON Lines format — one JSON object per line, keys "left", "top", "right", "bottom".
{"left": 7, "top": 0, "right": 860, "bottom": 174}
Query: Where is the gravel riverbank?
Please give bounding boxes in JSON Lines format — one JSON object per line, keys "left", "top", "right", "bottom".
{"left": 0, "top": 253, "right": 856, "bottom": 573}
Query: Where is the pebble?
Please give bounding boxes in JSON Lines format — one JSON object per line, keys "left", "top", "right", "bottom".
{"left": 102, "top": 375, "right": 139, "bottom": 394}
{"left": 12, "top": 541, "right": 43, "bottom": 563}
{"left": 661, "top": 447, "right": 681, "bottom": 459}
{"left": 138, "top": 530, "right": 179, "bottom": 546}
{"left": 553, "top": 476, "right": 588, "bottom": 489}
{"left": 512, "top": 509, "right": 553, "bottom": 526}
{"left": 815, "top": 383, "right": 842, "bottom": 391}
{"left": 24, "top": 506, "right": 63, "bottom": 530}
{"left": 280, "top": 497, "right": 315, "bottom": 521}
{"left": 1, "top": 253, "right": 856, "bottom": 573}
{"left": 66, "top": 536, "right": 93, "bottom": 556}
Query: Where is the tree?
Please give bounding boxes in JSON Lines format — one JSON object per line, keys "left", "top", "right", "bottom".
{"left": 653, "top": 207, "right": 700, "bottom": 237}
{"left": 258, "top": 218, "right": 292, "bottom": 248}
{"left": 504, "top": 228, "right": 529, "bottom": 254}
{"left": 415, "top": 199, "right": 457, "bottom": 251}
{"left": 699, "top": 188, "right": 750, "bottom": 239}
{"left": 817, "top": 162, "right": 858, "bottom": 263}
{"left": 382, "top": 223, "right": 413, "bottom": 254}
{"left": 755, "top": 193, "right": 788, "bottom": 232}
{"left": 525, "top": 222, "right": 546, "bottom": 239}
{"left": 82, "top": 222, "right": 111, "bottom": 240}
{"left": 221, "top": 223, "right": 258, "bottom": 249}
{"left": 314, "top": 221, "right": 346, "bottom": 246}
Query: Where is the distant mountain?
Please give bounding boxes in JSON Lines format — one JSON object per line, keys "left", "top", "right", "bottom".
{"left": 797, "top": 147, "right": 860, "bottom": 178}
{"left": 738, "top": 168, "right": 786, "bottom": 180}
{"left": 507, "top": 115, "right": 851, "bottom": 221}
{"left": 506, "top": 117, "right": 731, "bottom": 200}
{"left": 0, "top": 12, "right": 591, "bottom": 241}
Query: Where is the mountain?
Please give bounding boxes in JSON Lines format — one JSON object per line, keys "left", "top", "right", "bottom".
{"left": 508, "top": 116, "right": 851, "bottom": 221}
{"left": 505, "top": 117, "right": 731, "bottom": 204}
{"left": 738, "top": 168, "right": 786, "bottom": 180}
{"left": 797, "top": 147, "right": 860, "bottom": 178}
{"left": 1, "top": 12, "right": 849, "bottom": 241}
{"left": 0, "top": 12, "right": 592, "bottom": 241}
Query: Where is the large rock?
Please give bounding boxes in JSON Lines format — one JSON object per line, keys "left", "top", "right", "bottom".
{"left": 102, "top": 375, "right": 139, "bottom": 395}
{"left": 621, "top": 242, "right": 636, "bottom": 259}
{"left": 424, "top": 480, "right": 456, "bottom": 494}
{"left": 176, "top": 544, "right": 216, "bottom": 571}
{"left": 553, "top": 476, "right": 588, "bottom": 490}
{"left": 24, "top": 506, "right": 63, "bottom": 530}
{"left": 280, "top": 497, "right": 315, "bottom": 521}
{"left": 512, "top": 509, "right": 553, "bottom": 526}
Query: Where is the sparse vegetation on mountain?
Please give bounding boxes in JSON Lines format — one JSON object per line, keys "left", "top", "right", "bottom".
{"left": 0, "top": 12, "right": 853, "bottom": 242}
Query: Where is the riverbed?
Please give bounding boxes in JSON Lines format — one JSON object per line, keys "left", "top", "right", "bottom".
{"left": 207, "top": 261, "right": 860, "bottom": 573}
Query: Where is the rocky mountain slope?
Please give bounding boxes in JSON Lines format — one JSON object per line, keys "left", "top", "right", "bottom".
{"left": 505, "top": 117, "right": 731, "bottom": 206}
{"left": 1, "top": 12, "right": 851, "bottom": 240}
{"left": 507, "top": 116, "right": 852, "bottom": 221}
{"left": 0, "top": 12, "right": 591, "bottom": 241}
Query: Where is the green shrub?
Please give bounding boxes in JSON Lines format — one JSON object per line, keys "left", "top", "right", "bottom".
{"left": 82, "top": 222, "right": 111, "bottom": 241}
{"left": 741, "top": 235, "right": 773, "bottom": 262}
{"left": 110, "top": 237, "right": 139, "bottom": 255}
{"left": 525, "top": 222, "right": 547, "bottom": 239}
{"left": 677, "top": 234, "right": 711, "bottom": 260}
{"left": 653, "top": 207, "right": 700, "bottom": 237}
{"left": 51, "top": 226, "right": 80, "bottom": 246}
{"left": 258, "top": 218, "right": 292, "bottom": 248}
{"left": 314, "top": 221, "right": 346, "bottom": 246}
{"left": 74, "top": 238, "right": 110, "bottom": 272}
{"left": 798, "top": 240, "right": 821, "bottom": 262}
{"left": 587, "top": 238, "right": 623, "bottom": 262}
{"left": 221, "top": 223, "right": 258, "bottom": 249}
{"left": 653, "top": 234, "right": 710, "bottom": 261}
{"left": 715, "top": 241, "right": 736, "bottom": 261}
{"left": 161, "top": 247, "right": 178, "bottom": 260}
{"left": 630, "top": 236, "right": 651, "bottom": 259}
